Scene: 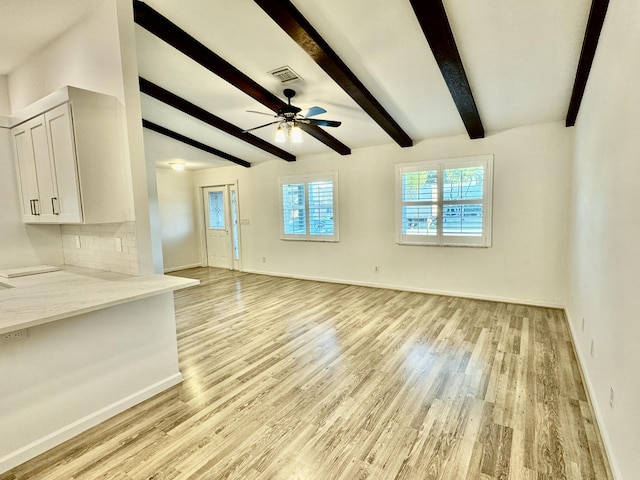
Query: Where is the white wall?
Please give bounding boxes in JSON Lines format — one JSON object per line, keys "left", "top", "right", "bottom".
{"left": 0, "top": 75, "right": 11, "bottom": 116}
{"left": 188, "top": 121, "right": 572, "bottom": 307}
{"left": 114, "top": 0, "right": 163, "bottom": 274}
{"left": 566, "top": 0, "right": 640, "bottom": 478}
{"left": 156, "top": 168, "right": 201, "bottom": 271}
{"left": 7, "top": 0, "right": 125, "bottom": 110}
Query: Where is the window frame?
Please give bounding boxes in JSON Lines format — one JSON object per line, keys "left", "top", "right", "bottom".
{"left": 278, "top": 171, "right": 339, "bottom": 242}
{"left": 396, "top": 155, "right": 493, "bottom": 247}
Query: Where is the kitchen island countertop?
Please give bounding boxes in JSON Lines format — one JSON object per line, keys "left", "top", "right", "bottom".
{"left": 0, "top": 266, "right": 198, "bottom": 335}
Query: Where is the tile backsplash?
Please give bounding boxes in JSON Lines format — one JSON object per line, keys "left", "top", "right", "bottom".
{"left": 61, "top": 222, "right": 139, "bottom": 275}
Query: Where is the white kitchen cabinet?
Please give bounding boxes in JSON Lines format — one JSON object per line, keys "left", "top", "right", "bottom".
{"left": 12, "top": 104, "right": 82, "bottom": 222}
{"left": 10, "top": 86, "right": 133, "bottom": 224}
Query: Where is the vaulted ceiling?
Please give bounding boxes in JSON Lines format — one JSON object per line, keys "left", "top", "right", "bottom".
{"left": 135, "top": 0, "right": 606, "bottom": 168}
{"left": 1, "top": 0, "right": 608, "bottom": 169}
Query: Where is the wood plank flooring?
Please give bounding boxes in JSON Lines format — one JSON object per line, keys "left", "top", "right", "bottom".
{"left": 1, "top": 268, "right": 612, "bottom": 479}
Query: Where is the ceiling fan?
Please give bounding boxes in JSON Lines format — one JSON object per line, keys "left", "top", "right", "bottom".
{"left": 243, "top": 88, "right": 341, "bottom": 143}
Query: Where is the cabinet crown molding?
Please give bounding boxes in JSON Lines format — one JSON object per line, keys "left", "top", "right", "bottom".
{"left": 10, "top": 86, "right": 120, "bottom": 127}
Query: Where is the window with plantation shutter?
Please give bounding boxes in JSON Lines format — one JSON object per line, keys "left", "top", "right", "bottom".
{"left": 396, "top": 155, "right": 493, "bottom": 247}
{"left": 282, "top": 183, "right": 306, "bottom": 235}
{"left": 279, "top": 172, "right": 339, "bottom": 241}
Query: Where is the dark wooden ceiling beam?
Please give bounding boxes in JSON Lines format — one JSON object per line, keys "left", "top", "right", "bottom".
{"left": 253, "top": 0, "right": 413, "bottom": 148}
{"left": 133, "top": 0, "right": 350, "bottom": 155}
{"left": 566, "top": 0, "right": 610, "bottom": 127}
{"left": 409, "top": 0, "right": 484, "bottom": 139}
{"left": 142, "top": 119, "right": 251, "bottom": 168}
{"left": 139, "top": 77, "right": 295, "bottom": 162}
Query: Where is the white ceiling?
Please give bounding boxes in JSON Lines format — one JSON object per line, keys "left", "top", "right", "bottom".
{"left": 1, "top": 0, "right": 592, "bottom": 170}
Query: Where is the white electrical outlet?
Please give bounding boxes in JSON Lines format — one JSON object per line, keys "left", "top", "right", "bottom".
{"left": 609, "top": 387, "right": 615, "bottom": 408}
{"left": 1, "top": 328, "right": 29, "bottom": 343}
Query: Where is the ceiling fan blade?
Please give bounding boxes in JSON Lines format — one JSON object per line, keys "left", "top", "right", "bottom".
{"left": 246, "top": 110, "right": 277, "bottom": 117}
{"left": 300, "top": 118, "right": 341, "bottom": 128}
{"left": 299, "top": 106, "right": 327, "bottom": 118}
{"left": 242, "top": 120, "right": 281, "bottom": 133}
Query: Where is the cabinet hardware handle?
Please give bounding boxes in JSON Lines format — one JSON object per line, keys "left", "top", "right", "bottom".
{"left": 52, "top": 197, "right": 59, "bottom": 215}
{"left": 29, "top": 199, "right": 40, "bottom": 216}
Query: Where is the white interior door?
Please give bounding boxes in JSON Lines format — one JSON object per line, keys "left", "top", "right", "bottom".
{"left": 203, "top": 186, "right": 232, "bottom": 269}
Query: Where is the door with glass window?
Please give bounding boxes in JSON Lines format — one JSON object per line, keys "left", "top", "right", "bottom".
{"left": 203, "top": 186, "right": 232, "bottom": 269}
{"left": 203, "top": 185, "right": 241, "bottom": 270}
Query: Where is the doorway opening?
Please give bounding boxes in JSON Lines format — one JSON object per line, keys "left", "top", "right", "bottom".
{"left": 202, "top": 184, "right": 241, "bottom": 270}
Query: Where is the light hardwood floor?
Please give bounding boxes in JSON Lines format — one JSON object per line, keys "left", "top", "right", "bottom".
{"left": 1, "top": 268, "right": 612, "bottom": 480}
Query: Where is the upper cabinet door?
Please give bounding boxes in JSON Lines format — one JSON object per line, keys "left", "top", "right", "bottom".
{"left": 12, "top": 121, "right": 41, "bottom": 222}
{"left": 30, "top": 116, "right": 58, "bottom": 221}
{"left": 12, "top": 115, "right": 58, "bottom": 222}
{"left": 45, "top": 104, "right": 82, "bottom": 223}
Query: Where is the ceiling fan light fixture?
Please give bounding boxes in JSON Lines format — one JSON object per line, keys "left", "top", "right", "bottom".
{"left": 291, "top": 124, "right": 303, "bottom": 144}
{"left": 275, "top": 125, "right": 286, "bottom": 143}
{"left": 245, "top": 89, "right": 340, "bottom": 145}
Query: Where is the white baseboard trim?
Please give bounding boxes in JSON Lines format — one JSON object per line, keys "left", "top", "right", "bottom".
{"left": 564, "top": 311, "right": 620, "bottom": 480}
{"left": 0, "top": 373, "right": 183, "bottom": 475}
{"left": 242, "top": 268, "right": 564, "bottom": 309}
{"left": 164, "top": 263, "right": 203, "bottom": 273}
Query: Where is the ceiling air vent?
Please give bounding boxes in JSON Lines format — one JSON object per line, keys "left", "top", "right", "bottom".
{"left": 268, "top": 65, "right": 302, "bottom": 84}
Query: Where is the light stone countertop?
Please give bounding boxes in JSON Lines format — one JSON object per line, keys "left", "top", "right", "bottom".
{"left": 0, "top": 267, "right": 199, "bottom": 335}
